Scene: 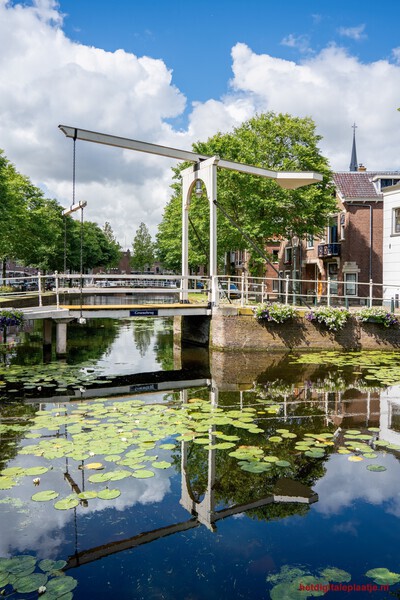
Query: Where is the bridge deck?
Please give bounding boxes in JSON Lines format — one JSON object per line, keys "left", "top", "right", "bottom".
{"left": 22, "top": 303, "right": 211, "bottom": 320}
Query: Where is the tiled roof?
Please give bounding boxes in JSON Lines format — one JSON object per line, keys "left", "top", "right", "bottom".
{"left": 333, "top": 171, "right": 400, "bottom": 200}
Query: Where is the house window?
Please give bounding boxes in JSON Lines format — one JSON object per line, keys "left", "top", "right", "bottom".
{"left": 306, "top": 234, "right": 314, "bottom": 249}
{"left": 327, "top": 216, "right": 338, "bottom": 244}
{"left": 340, "top": 213, "right": 345, "bottom": 240}
{"left": 344, "top": 273, "right": 358, "bottom": 296}
{"left": 284, "top": 247, "right": 292, "bottom": 264}
{"left": 392, "top": 208, "right": 400, "bottom": 235}
{"left": 272, "top": 278, "right": 279, "bottom": 292}
{"left": 272, "top": 249, "right": 279, "bottom": 263}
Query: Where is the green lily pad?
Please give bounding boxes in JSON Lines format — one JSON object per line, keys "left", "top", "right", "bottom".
{"left": 77, "top": 491, "right": 98, "bottom": 500}
{"left": 0, "top": 477, "right": 15, "bottom": 490}
{"left": 132, "top": 470, "right": 155, "bottom": 478}
{"left": 14, "top": 572, "right": 48, "bottom": 593}
{"left": 275, "top": 460, "right": 291, "bottom": 468}
{"left": 365, "top": 568, "right": 400, "bottom": 585}
{"left": 42, "top": 575, "right": 77, "bottom": 596}
{"left": 54, "top": 495, "right": 80, "bottom": 510}
{"left": 38, "top": 559, "right": 67, "bottom": 573}
{"left": 31, "top": 490, "right": 59, "bottom": 502}
{"left": 320, "top": 567, "right": 351, "bottom": 583}
{"left": 366, "top": 465, "right": 387, "bottom": 472}
{"left": 151, "top": 461, "right": 171, "bottom": 469}
{"left": 97, "top": 488, "right": 121, "bottom": 500}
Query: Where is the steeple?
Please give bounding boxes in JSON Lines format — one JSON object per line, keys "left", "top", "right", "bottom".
{"left": 349, "top": 123, "right": 358, "bottom": 172}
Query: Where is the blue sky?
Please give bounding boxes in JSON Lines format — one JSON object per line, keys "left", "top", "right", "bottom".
{"left": 59, "top": 0, "right": 399, "bottom": 107}
{"left": 1, "top": 0, "right": 400, "bottom": 244}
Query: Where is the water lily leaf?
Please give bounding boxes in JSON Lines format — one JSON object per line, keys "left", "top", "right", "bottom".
{"left": 363, "top": 453, "right": 378, "bottom": 459}
{"left": 348, "top": 456, "right": 363, "bottom": 462}
{"left": 0, "top": 477, "right": 15, "bottom": 490}
{"left": 240, "top": 462, "right": 271, "bottom": 473}
{"left": 269, "top": 436, "right": 283, "bottom": 443}
{"left": 54, "top": 495, "right": 80, "bottom": 510}
{"left": 367, "top": 464, "right": 387, "bottom": 472}
{"left": 42, "top": 575, "right": 77, "bottom": 596}
{"left": 320, "top": 567, "right": 351, "bottom": 583}
{"left": 31, "top": 490, "right": 59, "bottom": 502}
{"left": 7, "top": 556, "right": 36, "bottom": 574}
{"left": 152, "top": 461, "right": 171, "bottom": 469}
{"left": 97, "top": 488, "right": 121, "bottom": 500}
{"left": 275, "top": 460, "right": 291, "bottom": 468}
{"left": 77, "top": 491, "right": 98, "bottom": 500}
{"left": 38, "top": 559, "right": 67, "bottom": 573}
{"left": 83, "top": 462, "right": 104, "bottom": 470}
{"left": 264, "top": 456, "right": 279, "bottom": 463}
{"left": 365, "top": 568, "right": 400, "bottom": 585}
{"left": 132, "top": 470, "right": 155, "bottom": 478}
{"left": 158, "top": 443, "right": 175, "bottom": 450}
{"left": 14, "top": 572, "right": 48, "bottom": 593}
{"left": 24, "top": 466, "right": 49, "bottom": 476}
{"left": 1, "top": 466, "right": 25, "bottom": 477}
{"left": 88, "top": 472, "right": 112, "bottom": 483}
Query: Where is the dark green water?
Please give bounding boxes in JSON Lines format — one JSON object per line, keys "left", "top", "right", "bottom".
{"left": 1, "top": 318, "right": 400, "bottom": 599}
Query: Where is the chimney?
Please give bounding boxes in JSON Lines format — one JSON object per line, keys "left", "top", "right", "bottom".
{"left": 358, "top": 163, "right": 366, "bottom": 172}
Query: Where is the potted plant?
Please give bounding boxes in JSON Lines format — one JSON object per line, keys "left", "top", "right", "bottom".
{"left": 305, "top": 306, "right": 350, "bottom": 332}
{"left": 253, "top": 302, "right": 298, "bottom": 324}
{"left": 356, "top": 307, "right": 399, "bottom": 328}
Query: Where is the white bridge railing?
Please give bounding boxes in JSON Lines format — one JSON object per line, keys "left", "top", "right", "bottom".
{"left": 1, "top": 272, "right": 399, "bottom": 311}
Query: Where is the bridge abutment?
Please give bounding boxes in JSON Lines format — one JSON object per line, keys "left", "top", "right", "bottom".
{"left": 174, "top": 315, "right": 211, "bottom": 346}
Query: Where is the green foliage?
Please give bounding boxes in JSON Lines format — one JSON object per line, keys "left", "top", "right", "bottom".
{"left": 306, "top": 306, "right": 350, "bottom": 332}
{"left": 356, "top": 306, "right": 399, "bottom": 328}
{"left": 0, "top": 309, "right": 24, "bottom": 328}
{"left": 131, "top": 222, "right": 155, "bottom": 271}
{"left": 156, "top": 112, "right": 334, "bottom": 273}
{"left": 253, "top": 302, "right": 298, "bottom": 323}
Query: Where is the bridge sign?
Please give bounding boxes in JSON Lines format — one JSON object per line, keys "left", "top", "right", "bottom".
{"left": 129, "top": 309, "right": 159, "bottom": 317}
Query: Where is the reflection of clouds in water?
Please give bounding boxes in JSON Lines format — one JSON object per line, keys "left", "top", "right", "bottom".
{"left": 314, "top": 454, "right": 400, "bottom": 516}
{"left": 333, "top": 521, "right": 360, "bottom": 537}
{"left": 0, "top": 462, "right": 171, "bottom": 558}
{"left": 95, "top": 322, "right": 165, "bottom": 375}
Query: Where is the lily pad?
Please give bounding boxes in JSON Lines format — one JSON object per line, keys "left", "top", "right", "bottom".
{"left": 366, "top": 464, "right": 387, "bottom": 472}
{"left": 365, "top": 567, "right": 400, "bottom": 585}
{"left": 97, "top": 488, "right": 121, "bottom": 500}
{"left": 38, "top": 559, "right": 67, "bottom": 573}
{"left": 31, "top": 490, "right": 59, "bottom": 502}
{"left": 132, "top": 469, "right": 155, "bottom": 478}
{"left": 54, "top": 495, "right": 80, "bottom": 510}
{"left": 77, "top": 491, "right": 98, "bottom": 500}
{"left": 42, "top": 575, "right": 77, "bottom": 596}
{"left": 14, "top": 572, "right": 48, "bottom": 593}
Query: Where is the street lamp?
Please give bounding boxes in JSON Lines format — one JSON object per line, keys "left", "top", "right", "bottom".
{"left": 292, "top": 235, "right": 299, "bottom": 305}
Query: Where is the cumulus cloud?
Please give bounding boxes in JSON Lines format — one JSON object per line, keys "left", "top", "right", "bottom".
{"left": 1, "top": 1, "right": 400, "bottom": 246}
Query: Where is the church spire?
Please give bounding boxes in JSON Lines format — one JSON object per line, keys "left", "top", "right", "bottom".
{"left": 349, "top": 123, "right": 358, "bottom": 172}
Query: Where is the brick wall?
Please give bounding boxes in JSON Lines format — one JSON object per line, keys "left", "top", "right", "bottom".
{"left": 210, "top": 308, "right": 400, "bottom": 351}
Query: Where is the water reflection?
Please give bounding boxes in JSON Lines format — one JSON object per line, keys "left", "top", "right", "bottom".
{"left": 2, "top": 320, "right": 400, "bottom": 598}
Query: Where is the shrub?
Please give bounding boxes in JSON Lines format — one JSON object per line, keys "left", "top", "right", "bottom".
{"left": 306, "top": 306, "right": 350, "bottom": 332}
{"left": 0, "top": 309, "right": 24, "bottom": 328}
{"left": 356, "top": 306, "right": 399, "bottom": 328}
{"left": 253, "top": 302, "right": 298, "bottom": 324}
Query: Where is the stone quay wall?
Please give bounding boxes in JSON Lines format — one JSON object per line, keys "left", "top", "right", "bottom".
{"left": 210, "top": 307, "right": 400, "bottom": 352}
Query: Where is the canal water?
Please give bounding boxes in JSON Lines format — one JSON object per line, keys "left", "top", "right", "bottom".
{"left": 1, "top": 318, "right": 400, "bottom": 599}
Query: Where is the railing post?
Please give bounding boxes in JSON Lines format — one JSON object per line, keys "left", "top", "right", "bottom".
{"left": 38, "top": 270, "right": 42, "bottom": 307}
{"left": 55, "top": 270, "right": 59, "bottom": 309}
{"left": 285, "top": 275, "right": 289, "bottom": 305}
{"left": 241, "top": 272, "right": 245, "bottom": 307}
{"left": 261, "top": 281, "right": 265, "bottom": 304}
{"left": 369, "top": 279, "right": 373, "bottom": 307}
{"left": 327, "top": 277, "right": 331, "bottom": 307}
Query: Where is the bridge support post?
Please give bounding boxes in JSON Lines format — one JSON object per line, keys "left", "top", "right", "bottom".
{"left": 181, "top": 156, "right": 219, "bottom": 307}
{"left": 43, "top": 319, "right": 52, "bottom": 346}
{"left": 54, "top": 318, "right": 74, "bottom": 357}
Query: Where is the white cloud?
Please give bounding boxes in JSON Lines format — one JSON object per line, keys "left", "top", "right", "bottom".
{"left": 281, "top": 33, "right": 312, "bottom": 54}
{"left": 338, "top": 24, "right": 367, "bottom": 41}
{"left": 1, "top": 2, "right": 400, "bottom": 247}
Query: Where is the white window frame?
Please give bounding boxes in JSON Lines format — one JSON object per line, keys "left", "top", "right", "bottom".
{"left": 306, "top": 234, "right": 314, "bottom": 249}
{"left": 392, "top": 207, "right": 400, "bottom": 235}
{"left": 344, "top": 272, "right": 358, "bottom": 296}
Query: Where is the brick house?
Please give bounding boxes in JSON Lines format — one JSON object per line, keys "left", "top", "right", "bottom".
{"left": 277, "top": 169, "right": 400, "bottom": 304}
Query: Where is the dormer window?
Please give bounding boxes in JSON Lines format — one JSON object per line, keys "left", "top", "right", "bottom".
{"left": 372, "top": 177, "right": 400, "bottom": 192}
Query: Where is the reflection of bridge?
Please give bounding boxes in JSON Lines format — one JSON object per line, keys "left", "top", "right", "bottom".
{"left": 61, "top": 388, "right": 318, "bottom": 571}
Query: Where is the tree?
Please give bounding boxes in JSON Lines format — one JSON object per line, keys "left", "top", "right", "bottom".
{"left": 156, "top": 112, "right": 335, "bottom": 274}
{"left": 131, "top": 223, "right": 155, "bottom": 271}
{"left": 103, "top": 221, "right": 118, "bottom": 245}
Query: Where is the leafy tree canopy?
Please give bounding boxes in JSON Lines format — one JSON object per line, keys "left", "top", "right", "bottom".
{"left": 156, "top": 112, "right": 335, "bottom": 273}
{"left": 131, "top": 222, "right": 155, "bottom": 271}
